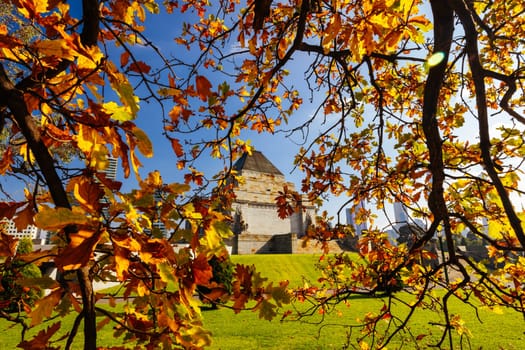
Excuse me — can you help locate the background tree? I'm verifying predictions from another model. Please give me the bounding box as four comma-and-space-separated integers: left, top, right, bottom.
0, 237, 43, 313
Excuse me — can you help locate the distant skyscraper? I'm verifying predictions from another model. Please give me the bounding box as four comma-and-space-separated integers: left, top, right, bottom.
393, 202, 409, 224
346, 201, 367, 235
152, 189, 167, 237
104, 156, 118, 180
100, 156, 118, 221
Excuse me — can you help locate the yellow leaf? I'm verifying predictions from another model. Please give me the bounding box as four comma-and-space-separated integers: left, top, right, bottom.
179, 324, 212, 348
201, 221, 232, 251
34, 0, 49, 12
132, 126, 153, 158
34, 39, 75, 61
77, 44, 104, 70
107, 62, 140, 117
114, 250, 130, 280
490, 306, 504, 315
103, 101, 134, 122
428, 52, 446, 67
144, 0, 160, 14
34, 206, 89, 231
158, 261, 177, 285
19, 144, 35, 164
144, 170, 163, 187
75, 124, 96, 154
137, 281, 149, 296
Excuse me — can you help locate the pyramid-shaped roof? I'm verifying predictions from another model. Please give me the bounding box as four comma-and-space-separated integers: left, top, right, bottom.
233, 151, 283, 176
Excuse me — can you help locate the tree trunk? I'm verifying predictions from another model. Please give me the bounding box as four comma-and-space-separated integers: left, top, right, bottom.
0, 64, 98, 350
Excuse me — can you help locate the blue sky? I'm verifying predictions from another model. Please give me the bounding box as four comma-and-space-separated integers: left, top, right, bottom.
76, 3, 404, 228
1, 1, 455, 230
110, 7, 308, 177
106, 5, 363, 224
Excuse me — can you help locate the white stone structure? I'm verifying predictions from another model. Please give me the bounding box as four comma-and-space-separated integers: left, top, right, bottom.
230, 151, 315, 254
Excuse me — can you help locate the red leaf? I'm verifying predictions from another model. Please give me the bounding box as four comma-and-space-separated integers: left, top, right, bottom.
120, 51, 130, 67
17, 322, 61, 349
196, 75, 212, 101
128, 61, 151, 74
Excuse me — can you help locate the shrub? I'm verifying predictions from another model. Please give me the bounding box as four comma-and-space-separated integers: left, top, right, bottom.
0, 238, 43, 313
197, 254, 234, 308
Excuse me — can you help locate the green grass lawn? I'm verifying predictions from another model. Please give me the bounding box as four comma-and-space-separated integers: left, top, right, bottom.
1, 254, 524, 349
207, 254, 525, 349
203, 291, 524, 349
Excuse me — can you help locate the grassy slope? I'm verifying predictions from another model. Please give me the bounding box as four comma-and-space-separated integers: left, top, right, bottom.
230, 253, 324, 288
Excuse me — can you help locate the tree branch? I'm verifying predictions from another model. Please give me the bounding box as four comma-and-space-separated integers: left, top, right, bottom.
420, 0, 455, 254
451, 0, 525, 248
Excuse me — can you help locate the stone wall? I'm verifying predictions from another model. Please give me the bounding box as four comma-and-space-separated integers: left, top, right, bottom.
234, 170, 292, 204
234, 202, 291, 236
231, 233, 297, 254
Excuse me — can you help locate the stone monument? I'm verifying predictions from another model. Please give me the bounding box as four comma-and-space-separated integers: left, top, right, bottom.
228, 151, 315, 254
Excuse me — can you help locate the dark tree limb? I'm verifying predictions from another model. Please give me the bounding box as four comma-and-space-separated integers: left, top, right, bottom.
420, 3, 455, 346
451, 0, 525, 248
420, 0, 454, 251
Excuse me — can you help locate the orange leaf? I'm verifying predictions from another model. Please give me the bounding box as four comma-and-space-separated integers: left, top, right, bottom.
0, 201, 26, 219
132, 126, 153, 158
278, 37, 288, 60
0, 146, 13, 174
44, 123, 72, 141
120, 51, 130, 67
0, 231, 18, 257
416, 334, 428, 341
196, 75, 212, 102
13, 205, 35, 231
171, 138, 184, 157
17, 322, 61, 349
67, 176, 104, 213
0, 25, 22, 48
168, 105, 193, 124
114, 246, 131, 280
29, 290, 62, 326
193, 253, 213, 285
54, 229, 101, 270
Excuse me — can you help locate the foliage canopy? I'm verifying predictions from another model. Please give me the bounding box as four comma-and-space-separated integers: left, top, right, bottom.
0, 0, 524, 349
